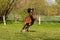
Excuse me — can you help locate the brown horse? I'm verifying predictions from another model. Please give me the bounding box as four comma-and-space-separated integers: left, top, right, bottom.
21, 8, 35, 32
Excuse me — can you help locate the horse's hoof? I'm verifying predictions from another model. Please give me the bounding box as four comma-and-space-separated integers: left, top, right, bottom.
23, 30, 26, 32
21, 30, 26, 32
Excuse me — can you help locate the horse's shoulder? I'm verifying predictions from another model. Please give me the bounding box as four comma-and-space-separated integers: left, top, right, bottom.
24, 16, 30, 20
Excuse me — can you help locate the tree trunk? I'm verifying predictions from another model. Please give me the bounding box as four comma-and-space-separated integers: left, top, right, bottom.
3, 15, 6, 25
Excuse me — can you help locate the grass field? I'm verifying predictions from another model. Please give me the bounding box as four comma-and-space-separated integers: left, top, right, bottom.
0, 22, 60, 40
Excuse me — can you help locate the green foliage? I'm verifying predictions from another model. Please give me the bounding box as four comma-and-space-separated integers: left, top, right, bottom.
0, 0, 8, 9
20, 10, 29, 19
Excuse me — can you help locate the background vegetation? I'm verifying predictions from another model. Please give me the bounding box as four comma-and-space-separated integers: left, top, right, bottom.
0, 0, 60, 21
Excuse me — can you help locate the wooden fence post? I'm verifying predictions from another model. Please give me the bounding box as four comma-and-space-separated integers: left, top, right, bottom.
39, 16, 41, 25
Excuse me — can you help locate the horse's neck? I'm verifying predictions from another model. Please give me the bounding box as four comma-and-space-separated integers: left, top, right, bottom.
29, 15, 33, 17
29, 12, 33, 15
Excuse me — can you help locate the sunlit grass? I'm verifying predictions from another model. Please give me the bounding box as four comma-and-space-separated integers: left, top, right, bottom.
0, 22, 60, 40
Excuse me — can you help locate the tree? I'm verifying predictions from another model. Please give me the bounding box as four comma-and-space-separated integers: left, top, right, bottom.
57, 0, 60, 16
0, 0, 14, 25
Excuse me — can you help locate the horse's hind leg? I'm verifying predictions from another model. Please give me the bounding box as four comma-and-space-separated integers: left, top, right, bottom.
26, 25, 30, 32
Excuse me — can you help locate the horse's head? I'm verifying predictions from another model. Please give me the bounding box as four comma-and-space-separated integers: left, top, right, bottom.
27, 8, 34, 15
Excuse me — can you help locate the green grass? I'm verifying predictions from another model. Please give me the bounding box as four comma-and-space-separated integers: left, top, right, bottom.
0, 22, 60, 40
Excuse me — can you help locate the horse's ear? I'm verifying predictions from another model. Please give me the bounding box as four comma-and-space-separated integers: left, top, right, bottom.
27, 8, 34, 13
32, 8, 34, 11
27, 8, 31, 13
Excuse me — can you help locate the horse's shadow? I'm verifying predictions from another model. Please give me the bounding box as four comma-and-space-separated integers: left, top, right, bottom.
29, 30, 36, 32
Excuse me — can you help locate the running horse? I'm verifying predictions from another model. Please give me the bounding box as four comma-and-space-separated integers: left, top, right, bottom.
21, 8, 35, 32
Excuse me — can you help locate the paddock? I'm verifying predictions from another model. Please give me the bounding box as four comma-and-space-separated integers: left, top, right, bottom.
0, 21, 60, 40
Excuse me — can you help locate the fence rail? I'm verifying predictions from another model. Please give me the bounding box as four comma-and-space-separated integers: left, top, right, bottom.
41, 16, 60, 22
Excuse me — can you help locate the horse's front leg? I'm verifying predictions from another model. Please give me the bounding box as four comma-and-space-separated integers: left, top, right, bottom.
21, 24, 26, 32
